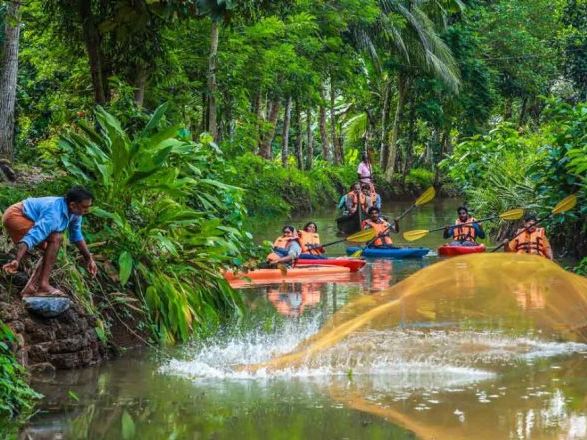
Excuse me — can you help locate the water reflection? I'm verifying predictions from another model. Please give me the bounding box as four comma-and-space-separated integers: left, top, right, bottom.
267, 283, 322, 317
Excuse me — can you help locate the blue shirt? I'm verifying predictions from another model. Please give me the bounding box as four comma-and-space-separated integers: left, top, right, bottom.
21, 197, 84, 249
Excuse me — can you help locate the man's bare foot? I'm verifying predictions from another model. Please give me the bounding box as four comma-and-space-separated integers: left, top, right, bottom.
33, 285, 67, 298
20, 284, 38, 298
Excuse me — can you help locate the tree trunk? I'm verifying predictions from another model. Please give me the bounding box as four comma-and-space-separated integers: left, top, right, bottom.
518, 96, 528, 127
319, 86, 330, 161
78, 0, 106, 104
207, 21, 219, 141
503, 97, 513, 120
330, 83, 342, 165
380, 78, 391, 169
401, 96, 417, 182
133, 64, 147, 107
433, 128, 442, 187
201, 91, 208, 133
384, 73, 409, 181
259, 99, 280, 159
294, 101, 303, 170
306, 108, 314, 170
0, 0, 21, 161
252, 89, 261, 145
281, 96, 292, 167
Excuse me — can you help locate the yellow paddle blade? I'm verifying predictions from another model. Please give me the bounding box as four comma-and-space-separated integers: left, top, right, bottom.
552, 194, 577, 214
346, 228, 376, 243
499, 208, 525, 221
402, 229, 430, 242
415, 187, 436, 206
350, 248, 364, 257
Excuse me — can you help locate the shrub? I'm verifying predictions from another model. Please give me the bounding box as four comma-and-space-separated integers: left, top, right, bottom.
0, 322, 41, 427
57, 105, 260, 343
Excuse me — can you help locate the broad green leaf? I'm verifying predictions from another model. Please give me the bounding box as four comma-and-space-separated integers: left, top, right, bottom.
121, 410, 136, 440
118, 251, 133, 287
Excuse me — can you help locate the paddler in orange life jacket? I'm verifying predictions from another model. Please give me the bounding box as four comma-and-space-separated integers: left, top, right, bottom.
362, 183, 382, 210
443, 206, 485, 246
504, 213, 553, 260
362, 207, 399, 247
345, 182, 367, 216
266, 225, 302, 266
298, 222, 326, 259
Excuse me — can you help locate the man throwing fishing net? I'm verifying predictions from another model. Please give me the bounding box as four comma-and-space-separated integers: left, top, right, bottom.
2, 187, 97, 297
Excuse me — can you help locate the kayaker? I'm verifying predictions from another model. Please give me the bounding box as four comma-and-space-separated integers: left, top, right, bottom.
345, 182, 367, 216
2, 186, 98, 297
267, 225, 302, 266
362, 207, 399, 247
299, 222, 326, 259
504, 214, 553, 260
443, 206, 485, 246
363, 183, 382, 210
357, 152, 372, 184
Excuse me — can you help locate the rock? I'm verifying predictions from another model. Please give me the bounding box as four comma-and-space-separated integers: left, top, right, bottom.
8, 320, 24, 333
0, 301, 20, 321
29, 362, 56, 375
24, 296, 71, 318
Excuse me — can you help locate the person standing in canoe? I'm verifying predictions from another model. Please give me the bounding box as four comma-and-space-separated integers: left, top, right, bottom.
357, 152, 373, 185
362, 207, 399, 247
2, 187, 98, 297
267, 225, 302, 266
504, 214, 553, 260
443, 206, 485, 246
298, 222, 326, 259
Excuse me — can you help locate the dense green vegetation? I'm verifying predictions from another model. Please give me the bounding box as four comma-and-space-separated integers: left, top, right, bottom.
0, 0, 586, 422
0, 321, 41, 432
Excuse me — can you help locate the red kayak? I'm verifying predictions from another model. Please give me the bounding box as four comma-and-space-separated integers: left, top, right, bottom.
296, 258, 366, 272
438, 243, 486, 257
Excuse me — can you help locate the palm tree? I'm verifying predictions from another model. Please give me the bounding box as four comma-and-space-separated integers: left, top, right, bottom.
352, 0, 462, 180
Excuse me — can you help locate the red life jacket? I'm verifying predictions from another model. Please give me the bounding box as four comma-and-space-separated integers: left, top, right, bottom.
453, 217, 478, 242
362, 218, 393, 246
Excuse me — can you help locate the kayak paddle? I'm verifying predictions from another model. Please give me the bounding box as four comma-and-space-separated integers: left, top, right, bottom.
402, 208, 525, 242
304, 228, 377, 252
350, 187, 437, 257
491, 194, 577, 253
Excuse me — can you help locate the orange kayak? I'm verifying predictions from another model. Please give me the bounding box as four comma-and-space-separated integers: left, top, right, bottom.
224, 265, 352, 287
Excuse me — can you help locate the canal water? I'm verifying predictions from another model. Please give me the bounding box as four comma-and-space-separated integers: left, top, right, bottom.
20, 200, 587, 439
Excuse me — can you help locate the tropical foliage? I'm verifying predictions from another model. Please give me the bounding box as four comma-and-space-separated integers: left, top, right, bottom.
443, 100, 587, 256
57, 106, 260, 344
0, 321, 41, 427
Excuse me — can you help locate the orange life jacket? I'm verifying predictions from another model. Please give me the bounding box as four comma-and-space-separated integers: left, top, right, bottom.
273, 235, 300, 249
511, 227, 549, 257
268, 235, 301, 263
453, 217, 478, 242
365, 191, 377, 208
347, 191, 367, 212
299, 231, 323, 255
362, 218, 393, 246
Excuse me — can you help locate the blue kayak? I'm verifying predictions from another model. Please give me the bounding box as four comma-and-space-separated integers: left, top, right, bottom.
346, 246, 430, 259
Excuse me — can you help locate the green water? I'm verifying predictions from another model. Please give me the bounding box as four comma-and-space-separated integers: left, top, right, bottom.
18, 200, 587, 439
